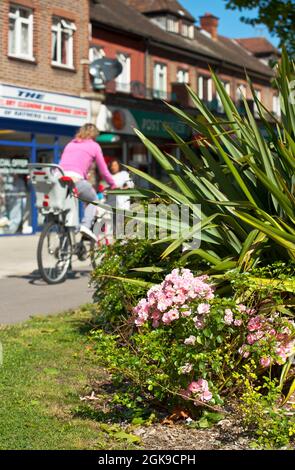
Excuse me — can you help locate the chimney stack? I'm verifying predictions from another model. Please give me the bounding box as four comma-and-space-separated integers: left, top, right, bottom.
200, 13, 219, 40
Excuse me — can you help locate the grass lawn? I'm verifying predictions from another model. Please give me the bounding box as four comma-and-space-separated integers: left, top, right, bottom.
0, 306, 136, 450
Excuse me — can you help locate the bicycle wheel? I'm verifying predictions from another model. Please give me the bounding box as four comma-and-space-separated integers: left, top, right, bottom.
37, 220, 72, 284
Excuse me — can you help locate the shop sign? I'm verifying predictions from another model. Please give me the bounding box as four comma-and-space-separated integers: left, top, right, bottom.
0, 157, 29, 175
97, 105, 190, 139
0, 84, 90, 127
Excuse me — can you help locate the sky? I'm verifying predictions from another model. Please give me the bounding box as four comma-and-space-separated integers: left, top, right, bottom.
181, 0, 280, 47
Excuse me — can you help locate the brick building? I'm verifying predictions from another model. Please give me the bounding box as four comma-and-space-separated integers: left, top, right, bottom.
0, 0, 279, 235
0, 0, 91, 234
89, 0, 277, 179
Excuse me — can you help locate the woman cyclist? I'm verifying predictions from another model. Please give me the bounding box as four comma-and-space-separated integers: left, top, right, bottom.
59, 123, 115, 241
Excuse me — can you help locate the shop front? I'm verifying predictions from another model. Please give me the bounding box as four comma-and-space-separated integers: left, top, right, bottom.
0, 83, 90, 235
96, 104, 191, 186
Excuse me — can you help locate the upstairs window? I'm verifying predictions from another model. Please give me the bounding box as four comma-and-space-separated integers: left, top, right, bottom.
116, 53, 131, 93
217, 81, 231, 112
254, 89, 262, 117
8, 5, 34, 60
272, 94, 281, 118
89, 46, 105, 62
181, 22, 194, 39
236, 84, 247, 103
154, 63, 167, 99
177, 69, 189, 84
167, 16, 179, 33
198, 76, 213, 102
51, 17, 76, 68
150, 16, 166, 30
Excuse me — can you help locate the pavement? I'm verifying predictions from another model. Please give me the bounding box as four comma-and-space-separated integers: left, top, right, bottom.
0, 235, 93, 324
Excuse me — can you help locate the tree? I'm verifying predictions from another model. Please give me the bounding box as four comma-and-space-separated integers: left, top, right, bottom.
224, 0, 295, 55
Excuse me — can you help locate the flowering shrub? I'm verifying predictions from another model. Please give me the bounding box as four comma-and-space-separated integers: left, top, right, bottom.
131, 269, 295, 407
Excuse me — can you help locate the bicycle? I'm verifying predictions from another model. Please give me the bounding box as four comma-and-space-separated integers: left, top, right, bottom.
29, 163, 109, 284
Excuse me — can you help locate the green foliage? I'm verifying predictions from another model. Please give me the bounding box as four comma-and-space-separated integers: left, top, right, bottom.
224, 0, 294, 56
90, 239, 183, 327
123, 51, 295, 273
235, 365, 295, 449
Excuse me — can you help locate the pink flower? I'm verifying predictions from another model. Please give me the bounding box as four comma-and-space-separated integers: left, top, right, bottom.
188, 379, 209, 394
234, 319, 242, 327
195, 319, 205, 330
246, 308, 256, 316
246, 333, 257, 345
247, 316, 263, 332
197, 303, 211, 315
260, 357, 271, 368
181, 309, 192, 317
200, 390, 213, 402
184, 335, 196, 346
238, 345, 250, 358
237, 304, 247, 312
224, 308, 234, 325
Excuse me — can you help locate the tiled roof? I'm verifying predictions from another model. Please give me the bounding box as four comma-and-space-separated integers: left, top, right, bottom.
236, 37, 280, 56
90, 0, 273, 79
126, 0, 195, 21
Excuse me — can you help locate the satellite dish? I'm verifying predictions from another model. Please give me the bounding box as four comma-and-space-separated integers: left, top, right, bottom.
89, 58, 123, 89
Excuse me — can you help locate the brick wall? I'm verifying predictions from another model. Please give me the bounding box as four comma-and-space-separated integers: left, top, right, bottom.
90, 26, 146, 89
0, 0, 89, 96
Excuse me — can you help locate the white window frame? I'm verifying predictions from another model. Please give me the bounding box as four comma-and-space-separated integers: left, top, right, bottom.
51, 17, 76, 68
188, 24, 194, 39
89, 46, 105, 62
272, 94, 281, 118
8, 5, 34, 60
198, 76, 204, 100
217, 81, 231, 112
237, 84, 247, 102
182, 22, 189, 37
153, 63, 167, 99
116, 52, 131, 93
177, 69, 189, 84
167, 16, 179, 33
207, 78, 213, 102
254, 89, 262, 117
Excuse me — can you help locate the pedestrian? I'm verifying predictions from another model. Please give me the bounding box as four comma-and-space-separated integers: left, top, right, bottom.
107, 159, 134, 211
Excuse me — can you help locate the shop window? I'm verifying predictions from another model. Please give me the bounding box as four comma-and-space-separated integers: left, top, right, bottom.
0, 156, 31, 235
116, 53, 131, 93
8, 4, 34, 60
177, 69, 189, 84
153, 63, 167, 99
51, 17, 76, 68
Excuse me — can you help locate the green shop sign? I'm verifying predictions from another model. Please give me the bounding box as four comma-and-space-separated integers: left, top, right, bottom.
104, 106, 191, 140
130, 110, 190, 139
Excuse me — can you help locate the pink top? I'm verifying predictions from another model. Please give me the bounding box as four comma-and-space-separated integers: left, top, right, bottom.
59, 139, 115, 187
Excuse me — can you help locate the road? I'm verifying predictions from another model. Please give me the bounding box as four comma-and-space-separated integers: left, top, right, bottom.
0, 235, 93, 324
